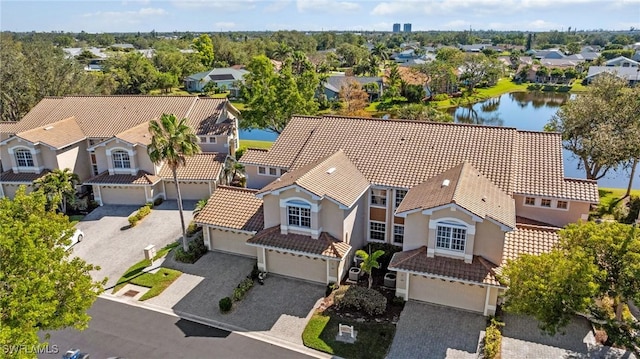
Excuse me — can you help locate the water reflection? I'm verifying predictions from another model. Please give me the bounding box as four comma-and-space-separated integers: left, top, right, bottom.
509, 91, 569, 109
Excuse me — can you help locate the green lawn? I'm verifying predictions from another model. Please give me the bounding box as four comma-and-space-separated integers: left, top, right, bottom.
112, 241, 180, 296
597, 187, 640, 218
148, 88, 192, 96
239, 139, 273, 149
302, 312, 396, 359
68, 215, 85, 225
230, 101, 246, 110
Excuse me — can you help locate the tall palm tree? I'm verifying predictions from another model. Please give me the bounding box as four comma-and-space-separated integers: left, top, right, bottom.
148, 113, 201, 251
34, 168, 79, 214
371, 43, 389, 61
355, 249, 385, 289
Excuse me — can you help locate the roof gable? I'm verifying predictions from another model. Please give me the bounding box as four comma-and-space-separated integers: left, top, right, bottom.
195, 186, 264, 232
13, 117, 85, 149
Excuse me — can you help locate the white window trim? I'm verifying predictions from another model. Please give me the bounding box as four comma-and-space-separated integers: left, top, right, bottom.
8, 146, 41, 172
258, 166, 266, 174
435, 222, 467, 253
209, 136, 217, 143
14, 148, 35, 168
370, 188, 387, 208
279, 197, 320, 237
540, 199, 552, 208
429, 218, 472, 259
258, 166, 280, 177
523, 197, 536, 206
523, 196, 570, 211
393, 224, 404, 245
268, 167, 278, 176
394, 189, 408, 209
555, 200, 570, 211
112, 150, 132, 169
368, 220, 386, 242
286, 202, 312, 229
199, 136, 207, 143
106, 147, 137, 175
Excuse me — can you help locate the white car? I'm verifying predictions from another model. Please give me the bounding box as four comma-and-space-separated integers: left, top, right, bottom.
63, 228, 84, 251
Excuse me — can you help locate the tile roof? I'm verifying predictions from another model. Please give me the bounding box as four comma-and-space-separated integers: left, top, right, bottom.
158, 152, 226, 180
84, 171, 160, 185
257, 150, 370, 208
388, 246, 501, 286
396, 161, 516, 228
247, 226, 352, 259
324, 75, 383, 93
8, 96, 229, 138
502, 224, 559, 265
115, 121, 152, 146
14, 117, 85, 149
195, 186, 264, 232
185, 98, 233, 136
239, 148, 269, 165
0, 170, 50, 183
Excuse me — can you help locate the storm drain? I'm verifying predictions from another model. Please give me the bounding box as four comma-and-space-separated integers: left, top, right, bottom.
123, 290, 139, 297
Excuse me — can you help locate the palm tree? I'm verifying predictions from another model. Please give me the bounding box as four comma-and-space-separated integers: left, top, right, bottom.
355, 249, 385, 289
148, 113, 201, 252
371, 43, 389, 61
193, 198, 208, 217
34, 168, 79, 214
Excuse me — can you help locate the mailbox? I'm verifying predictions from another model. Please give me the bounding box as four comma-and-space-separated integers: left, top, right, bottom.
144, 244, 156, 261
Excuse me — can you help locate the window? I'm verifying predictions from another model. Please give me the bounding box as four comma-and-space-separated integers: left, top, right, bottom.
15, 149, 34, 167
287, 202, 311, 228
557, 201, 568, 209
395, 189, 408, 208
541, 199, 551, 207
209, 137, 217, 143
269, 167, 277, 176
199, 136, 207, 143
436, 222, 466, 252
525, 197, 536, 206
370, 221, 386, 241
112, 150, 131, 169
370, 189, 387, 207
280, 169, 288, 175
393, 225, 404, 244
258, 166, 266, 174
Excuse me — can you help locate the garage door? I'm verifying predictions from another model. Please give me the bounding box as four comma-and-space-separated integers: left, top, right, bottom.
100, 186, 146, 205
266, 250, 327, 283
209, 228, 256, 257
165, 181, 210, 201
408, 275, 486, 313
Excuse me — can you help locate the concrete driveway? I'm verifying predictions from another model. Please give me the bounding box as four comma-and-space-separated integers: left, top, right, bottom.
71, 200, 195, 288
387, 301, 486, 359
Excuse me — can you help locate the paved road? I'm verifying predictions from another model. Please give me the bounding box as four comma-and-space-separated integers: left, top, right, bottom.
39, 298, 316, 359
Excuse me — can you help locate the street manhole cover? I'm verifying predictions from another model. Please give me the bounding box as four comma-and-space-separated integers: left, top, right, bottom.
123, 290, 139, 297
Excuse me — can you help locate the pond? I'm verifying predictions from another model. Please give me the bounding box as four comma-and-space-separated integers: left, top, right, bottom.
238, 92, 638, 189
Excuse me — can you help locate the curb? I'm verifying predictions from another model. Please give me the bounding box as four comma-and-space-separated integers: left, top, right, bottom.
99, 293, 333, 359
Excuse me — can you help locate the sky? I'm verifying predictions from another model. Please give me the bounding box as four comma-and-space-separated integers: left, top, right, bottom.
1, 0, 639, 33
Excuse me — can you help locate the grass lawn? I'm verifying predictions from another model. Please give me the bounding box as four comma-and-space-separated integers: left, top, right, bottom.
597, 187, 640, 218
68, 214, 85, 225
302, 311, 396, 359
230, 101, 246, 110
148, 88, 192, 96
239, 139, 273, 149
112, 241, 180, 297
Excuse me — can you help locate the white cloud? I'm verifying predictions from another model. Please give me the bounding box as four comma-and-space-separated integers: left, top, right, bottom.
264, 0, 291, 12
442, 19, 472, 29
214, 21, 236, 29
122, 0, 151, 5
82, 7, 168, 23
487, 19, 562, 30
171, 0, 257, 11
296, 0, 360, 13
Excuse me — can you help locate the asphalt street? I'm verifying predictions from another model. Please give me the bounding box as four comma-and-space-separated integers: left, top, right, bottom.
38, 298, 315, 359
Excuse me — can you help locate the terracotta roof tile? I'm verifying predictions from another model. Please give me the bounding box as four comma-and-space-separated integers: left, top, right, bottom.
247, 226, 352, 259
258, 150, 370, 208
15, 117, 85, 149
396, 162, 516, 228
239, 148, 269, 165
502, 224, 559, 265
158, 152, 225, 180
115, 121, 152, 146
195, 186, 264, 232
186, 98, 233, 136
389, 246, 501, 286
0, 170, 50, 183
84, 170, 160, 185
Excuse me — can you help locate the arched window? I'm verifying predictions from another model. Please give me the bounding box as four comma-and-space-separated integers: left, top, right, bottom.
286, 200, 311, 228
435, 220, 467, 252
112, 150, 131, 169
15, 149, 34, 167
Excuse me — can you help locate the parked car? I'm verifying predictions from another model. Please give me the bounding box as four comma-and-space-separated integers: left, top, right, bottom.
62, 228, 84, 251
62, 349, 90, 359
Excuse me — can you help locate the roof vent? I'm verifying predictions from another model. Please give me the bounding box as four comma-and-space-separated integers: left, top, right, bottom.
482, 195, 487, 202
326, 167, 336, 174
44, 126, 54, 131
442, 179, 450, 187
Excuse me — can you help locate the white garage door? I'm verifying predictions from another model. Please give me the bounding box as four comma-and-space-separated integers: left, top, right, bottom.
100, 186, 146, 205
266, 250, 327, 283
409, 274, 486, 313
165, 181, 210, 201
209, 228, 256, 257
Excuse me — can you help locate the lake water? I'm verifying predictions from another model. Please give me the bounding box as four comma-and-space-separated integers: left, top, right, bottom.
238, 92, 638, 189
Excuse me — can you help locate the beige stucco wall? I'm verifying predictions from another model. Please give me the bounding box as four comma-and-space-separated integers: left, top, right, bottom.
100, 186, 147, 205
403, 211, 430, 251
1, 183, 34, 198
263, 194, 280, 228
39, 145, 59, 171
408, 274, 487, 313
244, 164, 278, 189
0, 143, 10, 172
472, 221, 506, 265
92, 146, 109, 174
199, 135, 228, 154
320, 198, 344, 239
135, 146, 156, 174
514, 194, 590, 227
344, 195, 366, 249
56, 142, 91, 181
265, 249, 327, 283
208, 227, 256, 257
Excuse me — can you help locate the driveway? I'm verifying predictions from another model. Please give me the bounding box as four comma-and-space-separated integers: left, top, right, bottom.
71, 200, 196, 288
153, 251, 325, 344
387, 301, 486, 359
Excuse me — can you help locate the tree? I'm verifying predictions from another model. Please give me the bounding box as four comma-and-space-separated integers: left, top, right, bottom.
156, 72, 179, 94
547, 74, 640, 181
33, 168, 79, 214
191, 34, 215, 68
502, 221, 640, 354
435, 47, 464, 66
355, 249, 385, 289
0, 187, 104, 357
147, 114, 201, 252
459, 53, 489, 92
104, 52, 158, 94
371, 43, 389, 61
240, 55, 319, 134
393, 104, 453, 122
336, 43, 368, 67
338, 79, 369, 116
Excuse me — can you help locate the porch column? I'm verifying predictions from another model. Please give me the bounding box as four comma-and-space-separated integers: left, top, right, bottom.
483, 286, 497, 316
257, 247, 267, 272
203, 227, 211, 251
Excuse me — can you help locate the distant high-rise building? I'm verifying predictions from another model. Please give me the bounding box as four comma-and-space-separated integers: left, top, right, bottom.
393, 23, 401, 33
403, 23, 412, 32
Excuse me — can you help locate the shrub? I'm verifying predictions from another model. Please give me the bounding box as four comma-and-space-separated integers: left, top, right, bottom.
483, 317, 504, 359
365, 243, 402, 271
235, 147, 246, 160
145, 202, 154, 209
153, 197, 163, 206
325, 282, 339, 297
336, 286, 387, 316
173, 235, 207, 263
392, 296, 405, 306
128, 216, 139, 227
219, 297, 232, 313
137, 205, 151, 218
250, 263, 260, 280
186, 221, 199, 236
233, 277, 254, 302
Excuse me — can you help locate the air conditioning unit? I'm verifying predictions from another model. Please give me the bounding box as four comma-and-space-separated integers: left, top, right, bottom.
384, 272, 397, 288
349, 267, 361, 281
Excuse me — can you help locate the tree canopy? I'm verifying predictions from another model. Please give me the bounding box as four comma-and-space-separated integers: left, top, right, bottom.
0, 188, 104, 357
191, 34, 215, 68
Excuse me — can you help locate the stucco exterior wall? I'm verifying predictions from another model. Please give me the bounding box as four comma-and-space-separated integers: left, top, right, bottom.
320, 198, 344, 239
1, 183, 34, 198
199, 136, 229, 153
244, 164, 278, 189
344, 195, 366, 249
208, 227, 256, 257
403, 211, 430, 251
263, 194, 280, 229
164, 181, 211, 201
473, 221, 506, 265
39, 145, 59, 170
56, 142, 91, 181
135, 147, 156, 174
514, 194, 590, 227
93, 146, 109, 174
